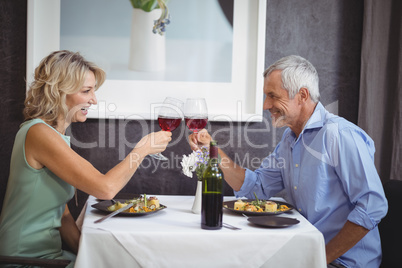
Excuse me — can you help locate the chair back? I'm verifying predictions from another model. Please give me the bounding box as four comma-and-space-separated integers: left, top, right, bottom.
379, 180, 402, 267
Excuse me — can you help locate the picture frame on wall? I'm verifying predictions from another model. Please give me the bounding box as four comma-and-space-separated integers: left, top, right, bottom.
26, 0, 266, 122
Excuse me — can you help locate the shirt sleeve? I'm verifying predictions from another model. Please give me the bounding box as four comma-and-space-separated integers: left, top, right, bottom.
234, 151, 285, 199
334, 126, 388, 230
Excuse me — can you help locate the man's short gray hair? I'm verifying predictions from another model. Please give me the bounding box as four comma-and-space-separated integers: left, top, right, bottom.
264, 55, 320, 103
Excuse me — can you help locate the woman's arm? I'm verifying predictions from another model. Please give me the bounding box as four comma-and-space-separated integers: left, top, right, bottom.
59, 205, 81, 254
25, 123, 172, 199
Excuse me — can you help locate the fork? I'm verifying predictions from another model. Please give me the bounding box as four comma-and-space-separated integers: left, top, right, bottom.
222, 222, 242, 230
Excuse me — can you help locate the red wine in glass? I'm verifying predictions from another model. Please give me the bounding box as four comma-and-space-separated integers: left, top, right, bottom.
185, 117, 208, 133
150, 97, 184, 161
184, 98, 208, 133
158, 116, 182, 132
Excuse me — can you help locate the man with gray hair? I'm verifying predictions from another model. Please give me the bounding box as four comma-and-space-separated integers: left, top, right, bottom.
189, 55, 388, 267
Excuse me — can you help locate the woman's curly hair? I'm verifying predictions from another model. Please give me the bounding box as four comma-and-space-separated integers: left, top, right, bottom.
24, 50, 106, 128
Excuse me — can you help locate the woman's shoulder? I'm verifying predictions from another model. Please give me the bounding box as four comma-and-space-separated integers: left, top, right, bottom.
20, 118, 49, 132
27, 122, 60, 141
23, 119, 60, 136
15, 119, 48, 140
25, 119, 71, 147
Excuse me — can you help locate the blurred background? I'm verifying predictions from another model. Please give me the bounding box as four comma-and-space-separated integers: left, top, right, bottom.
0, 0, 370, 219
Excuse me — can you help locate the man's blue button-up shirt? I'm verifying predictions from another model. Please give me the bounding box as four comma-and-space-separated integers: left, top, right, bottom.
236, 102, 388, 268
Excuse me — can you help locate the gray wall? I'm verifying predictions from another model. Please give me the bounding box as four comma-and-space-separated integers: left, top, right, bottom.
0, 0, 363, 218
0, 0, 27, 212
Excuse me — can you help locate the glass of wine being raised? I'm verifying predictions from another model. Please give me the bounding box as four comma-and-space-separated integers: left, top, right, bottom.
184, 98, 208, 134
151, 97, 184, 161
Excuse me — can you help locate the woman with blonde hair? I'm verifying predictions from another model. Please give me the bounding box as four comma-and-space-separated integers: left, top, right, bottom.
0, 50, 172, 266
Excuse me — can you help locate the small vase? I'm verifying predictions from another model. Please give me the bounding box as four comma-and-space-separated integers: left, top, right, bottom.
191, 180, 202, 214
129, 8, 166, 72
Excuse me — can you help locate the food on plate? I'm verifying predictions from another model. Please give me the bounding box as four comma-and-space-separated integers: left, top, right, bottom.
234, 200, 245, 210
231, 198, 290, 213
244, 204, 257, 212
148, 196, 160, 209
107, 201, 128, 212
107, 194, 161, 213
265, 201, 278, 212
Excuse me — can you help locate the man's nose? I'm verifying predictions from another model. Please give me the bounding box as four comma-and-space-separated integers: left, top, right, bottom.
263, 97, 272, 110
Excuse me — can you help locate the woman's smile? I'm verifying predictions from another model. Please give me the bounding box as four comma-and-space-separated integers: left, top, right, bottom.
65, 71, 97, 123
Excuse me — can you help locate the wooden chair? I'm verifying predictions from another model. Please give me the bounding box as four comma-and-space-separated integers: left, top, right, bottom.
379, 180, 402, 268
0, 255, 71, 267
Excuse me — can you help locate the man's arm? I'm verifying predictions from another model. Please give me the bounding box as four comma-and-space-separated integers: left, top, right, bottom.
188, 130, 246, 191
327, 128, 387, 264
325, 220, 369, 264
217, 148, 245, 191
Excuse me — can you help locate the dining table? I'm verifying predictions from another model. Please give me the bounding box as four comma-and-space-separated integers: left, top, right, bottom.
75, 195, 326, 268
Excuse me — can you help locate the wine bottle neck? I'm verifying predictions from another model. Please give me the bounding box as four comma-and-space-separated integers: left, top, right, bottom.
209, 158, 219, 165
210, 144, 218, 159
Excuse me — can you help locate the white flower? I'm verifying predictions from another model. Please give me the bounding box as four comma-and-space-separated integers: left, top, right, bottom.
181, 151, 198, 178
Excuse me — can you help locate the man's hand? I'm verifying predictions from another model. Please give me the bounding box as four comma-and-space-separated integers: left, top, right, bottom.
188, 129, 212, 151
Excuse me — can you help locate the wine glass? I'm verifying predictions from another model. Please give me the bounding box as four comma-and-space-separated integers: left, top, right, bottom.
150, 97, 184, 161
184, 98, 208, 133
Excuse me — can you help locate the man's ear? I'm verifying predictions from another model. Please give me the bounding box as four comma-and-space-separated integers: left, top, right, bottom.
298, 87, 310, 103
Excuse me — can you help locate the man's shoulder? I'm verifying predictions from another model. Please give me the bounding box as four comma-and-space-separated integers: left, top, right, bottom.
323, 113, 360, 132
322, 114, 373, 144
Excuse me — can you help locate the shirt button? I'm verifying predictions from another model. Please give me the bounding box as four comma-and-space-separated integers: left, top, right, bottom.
294, 186, 297, 190
299, 208, 302, 212
295, 164, 299, 167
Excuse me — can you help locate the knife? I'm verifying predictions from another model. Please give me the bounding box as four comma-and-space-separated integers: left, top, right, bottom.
94, 202, 135, 223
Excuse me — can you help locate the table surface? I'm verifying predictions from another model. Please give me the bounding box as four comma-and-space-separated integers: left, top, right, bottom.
75, 195, 326, 268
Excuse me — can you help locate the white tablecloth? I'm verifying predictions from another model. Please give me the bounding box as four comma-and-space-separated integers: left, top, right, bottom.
75, 195, 326, 268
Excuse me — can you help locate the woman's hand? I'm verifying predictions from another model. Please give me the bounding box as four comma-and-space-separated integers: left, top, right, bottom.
188, 129, 212, 151
135, 131, 172, 155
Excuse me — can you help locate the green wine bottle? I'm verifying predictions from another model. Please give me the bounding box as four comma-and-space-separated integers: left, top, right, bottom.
201, 140, 224, 230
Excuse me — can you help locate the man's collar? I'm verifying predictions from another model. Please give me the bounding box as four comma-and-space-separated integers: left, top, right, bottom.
286, 102, 325, 141
303, 102, 326, 130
